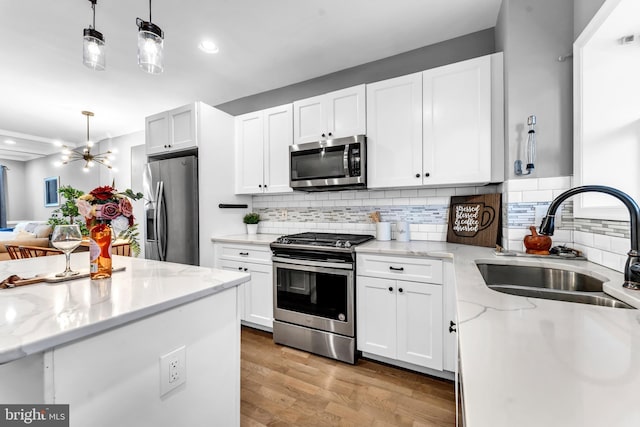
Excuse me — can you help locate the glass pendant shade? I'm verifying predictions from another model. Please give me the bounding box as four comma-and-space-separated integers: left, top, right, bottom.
137, 20, 164, 74
83, 28, 106, 71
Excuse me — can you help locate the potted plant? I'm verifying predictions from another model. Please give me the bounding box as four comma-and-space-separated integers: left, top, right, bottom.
243, 212, 260, 235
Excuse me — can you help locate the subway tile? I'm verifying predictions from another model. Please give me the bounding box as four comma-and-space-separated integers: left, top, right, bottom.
328, 192, 343, 200
340, 191, 356, 199
384, 190, 403, 198
409, 198, 428, 206
507, 192, 523, 203
426, 197, 449, 206
521, 190, 553, 203
610, 236, 631, 255
574, 231, 594, 247
417, 188, 437, 197
593, 234, 611, 251
314, 193, 329, 201
506, 178, 539, 191
436, 187, 456, 197
455, 187, 477, 196
538, 176, 571, 191
392, 198, 411, 206
601, 251, 625, 273
355, 192, 371, 199
400, 189, 418, 198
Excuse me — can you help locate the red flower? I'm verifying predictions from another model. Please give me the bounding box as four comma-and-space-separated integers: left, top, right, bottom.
90, 185, 116, 201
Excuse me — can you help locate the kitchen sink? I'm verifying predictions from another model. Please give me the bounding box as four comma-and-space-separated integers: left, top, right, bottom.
476, 262, 634, 309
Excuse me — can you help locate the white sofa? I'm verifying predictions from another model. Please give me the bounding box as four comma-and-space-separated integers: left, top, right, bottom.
0, 221, 53, 261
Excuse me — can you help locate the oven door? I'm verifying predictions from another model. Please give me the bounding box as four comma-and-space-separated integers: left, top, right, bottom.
273, 257, 354, 337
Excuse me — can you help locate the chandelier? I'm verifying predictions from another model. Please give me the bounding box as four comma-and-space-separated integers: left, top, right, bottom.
60, 111, 115, 172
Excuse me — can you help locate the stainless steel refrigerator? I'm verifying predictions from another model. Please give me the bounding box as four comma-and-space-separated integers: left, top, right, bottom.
143, 155, 199, 265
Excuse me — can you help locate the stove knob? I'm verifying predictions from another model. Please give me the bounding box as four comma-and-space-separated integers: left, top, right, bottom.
344, 241, 352, 248
335, 240, 344, 248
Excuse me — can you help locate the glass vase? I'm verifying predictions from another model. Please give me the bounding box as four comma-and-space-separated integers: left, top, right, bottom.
90, 221, 112, 279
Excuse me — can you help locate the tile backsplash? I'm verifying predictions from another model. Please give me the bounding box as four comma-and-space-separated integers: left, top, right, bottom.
252, 176, 633, 273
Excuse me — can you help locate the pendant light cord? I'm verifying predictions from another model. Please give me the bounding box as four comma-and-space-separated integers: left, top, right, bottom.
149, 0, 152, 22
91, 0, 96, 30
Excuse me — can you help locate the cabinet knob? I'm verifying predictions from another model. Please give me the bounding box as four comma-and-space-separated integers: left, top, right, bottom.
244, 268, 248, 272
237, 267, 242, 271
328, 132, 332, 137
415, 173, 420, 178
258, 184, 262, 188
398, 287, 404, 293
321, 133, 326, 138
425, 172, 430, 177
388, 286, 393, 292
264, 184, 267, 188
449, 320, 457, 333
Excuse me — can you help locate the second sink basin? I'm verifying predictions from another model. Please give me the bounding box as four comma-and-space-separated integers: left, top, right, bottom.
476, 262, 634, 309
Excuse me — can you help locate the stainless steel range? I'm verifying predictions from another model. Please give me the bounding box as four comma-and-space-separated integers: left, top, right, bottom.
271, 232, 374, 364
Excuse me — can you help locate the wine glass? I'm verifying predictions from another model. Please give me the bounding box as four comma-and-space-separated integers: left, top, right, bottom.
51, 225, 82, 277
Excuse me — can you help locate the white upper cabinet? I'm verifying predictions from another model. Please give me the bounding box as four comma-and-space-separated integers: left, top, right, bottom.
367, 73, 423, 188
235, 104, 293, 195
367, 53, 504, 189
423, 55, 492, 186
293, 84, 366, 144
146, 103, 198, 156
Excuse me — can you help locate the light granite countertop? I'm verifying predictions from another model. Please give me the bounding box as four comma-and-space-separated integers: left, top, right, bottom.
211, 233, 281, 246
357, 240, 640, 427
0, 253, 250, 365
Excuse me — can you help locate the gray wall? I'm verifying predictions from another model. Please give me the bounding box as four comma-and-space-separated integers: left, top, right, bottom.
496, 0, 574, 180
216, 29, 496, 116
574, 0, 606, 40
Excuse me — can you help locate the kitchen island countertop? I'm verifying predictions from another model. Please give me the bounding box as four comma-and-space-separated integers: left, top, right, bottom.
356, 240, 640, 427
0, 253, 249, 364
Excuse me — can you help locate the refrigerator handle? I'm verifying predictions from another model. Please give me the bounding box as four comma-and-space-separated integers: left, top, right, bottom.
157, 180, 167, 261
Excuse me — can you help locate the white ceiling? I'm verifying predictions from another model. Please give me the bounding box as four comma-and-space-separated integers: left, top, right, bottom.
0, 0, 501, 161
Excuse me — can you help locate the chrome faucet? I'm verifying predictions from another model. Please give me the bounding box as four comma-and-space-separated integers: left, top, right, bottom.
539, 185, 640, 290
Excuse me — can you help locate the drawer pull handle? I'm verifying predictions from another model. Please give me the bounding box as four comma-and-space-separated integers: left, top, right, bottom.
239, 252, 249, 256
389, 266, 404, 271
449, 321, 457, 333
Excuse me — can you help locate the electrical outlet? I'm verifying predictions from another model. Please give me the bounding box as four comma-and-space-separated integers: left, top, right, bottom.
160, 346, 186, 396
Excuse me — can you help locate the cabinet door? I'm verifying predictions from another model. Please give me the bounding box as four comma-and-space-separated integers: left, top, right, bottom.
145, 111, 169, 155
235, 112, 265, 194
219, 260, 247, 321
366, 73, 423, 188
169, 103, 198, 152
263, 104, 293, 194
243, 263, 274, 329
356, 276, 396, 358
423, 55, 491, 185
326, 84, 366, 139
396, 280, 443, 370
293, 94, 325, 144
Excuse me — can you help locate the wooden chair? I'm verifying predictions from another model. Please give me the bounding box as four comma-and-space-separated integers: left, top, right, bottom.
19, 245, 63, 258
112, 242, 132, 257
4, 244, 23, 260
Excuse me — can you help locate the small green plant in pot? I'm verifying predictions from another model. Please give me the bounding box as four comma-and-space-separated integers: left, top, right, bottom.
243, 213, 260, 234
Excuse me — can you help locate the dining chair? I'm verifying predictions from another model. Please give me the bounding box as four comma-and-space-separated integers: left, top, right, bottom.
19, 245, 63, 258
112, 242, 132, 257
4, 244, 23, 260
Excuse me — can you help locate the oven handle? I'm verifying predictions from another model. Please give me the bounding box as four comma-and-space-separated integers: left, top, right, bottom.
272, 256, 353, 271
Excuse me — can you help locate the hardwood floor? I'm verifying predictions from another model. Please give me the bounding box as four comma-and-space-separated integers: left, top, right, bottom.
241, 327, 456, 427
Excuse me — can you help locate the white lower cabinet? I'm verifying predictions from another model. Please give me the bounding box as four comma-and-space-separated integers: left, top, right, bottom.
357, 253, 448, 374
215, 243, 273, 331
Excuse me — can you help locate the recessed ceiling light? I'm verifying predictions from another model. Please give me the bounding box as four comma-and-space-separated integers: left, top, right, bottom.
53, 140, 63, 147
4, 139, 16, 145
199, 40, 219, 54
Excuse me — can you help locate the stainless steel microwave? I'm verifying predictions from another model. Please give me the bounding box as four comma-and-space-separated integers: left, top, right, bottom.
290, 135, 366, 191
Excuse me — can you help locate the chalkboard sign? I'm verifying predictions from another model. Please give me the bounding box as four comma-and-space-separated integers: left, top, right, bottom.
446, 193, 501, 247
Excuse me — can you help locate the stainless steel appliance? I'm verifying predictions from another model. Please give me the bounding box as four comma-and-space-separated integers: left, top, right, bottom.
271, 232, 374, 364
143, 155, 199, 265
290, 135, 366, 191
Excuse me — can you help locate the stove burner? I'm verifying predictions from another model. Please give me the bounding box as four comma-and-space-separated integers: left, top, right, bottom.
274, 232, 374, 249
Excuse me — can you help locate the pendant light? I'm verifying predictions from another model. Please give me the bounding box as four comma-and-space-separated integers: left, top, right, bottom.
136, 0, 164, 74
60, 111, 114, 172
83, 0, 106, 71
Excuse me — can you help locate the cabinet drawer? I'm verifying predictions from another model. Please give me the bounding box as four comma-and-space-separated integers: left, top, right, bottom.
356, 254, 443, 284
218, 244, 272, 264
218, 259, 272, 274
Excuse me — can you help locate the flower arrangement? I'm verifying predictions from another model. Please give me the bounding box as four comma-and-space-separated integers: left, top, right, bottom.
76, 185, 144, 256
